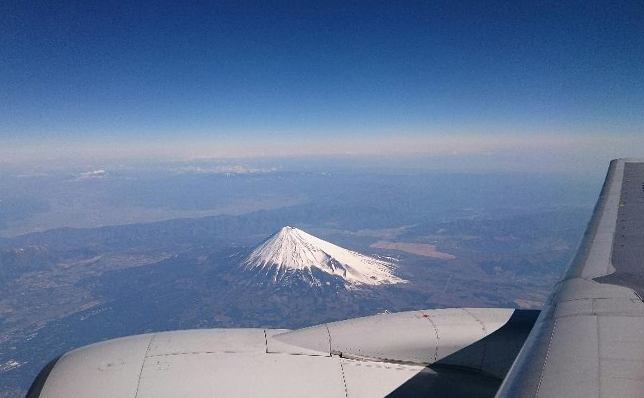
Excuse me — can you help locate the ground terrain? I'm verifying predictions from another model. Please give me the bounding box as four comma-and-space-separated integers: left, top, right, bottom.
0, 168, 597, 397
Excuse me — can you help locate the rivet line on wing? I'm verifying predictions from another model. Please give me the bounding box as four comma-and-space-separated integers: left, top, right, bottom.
134, 333, 156, 398
535, 319, 558, 398
421, 312, 440, 363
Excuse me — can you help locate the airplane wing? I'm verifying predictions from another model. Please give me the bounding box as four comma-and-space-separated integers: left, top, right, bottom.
26, 158, 643, 397
497, 158, 644, 397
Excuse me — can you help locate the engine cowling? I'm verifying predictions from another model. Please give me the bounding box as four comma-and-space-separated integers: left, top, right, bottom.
28, 308, 538, 398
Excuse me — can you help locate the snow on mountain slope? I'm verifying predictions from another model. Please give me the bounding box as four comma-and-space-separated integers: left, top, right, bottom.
243, 226, 406, 286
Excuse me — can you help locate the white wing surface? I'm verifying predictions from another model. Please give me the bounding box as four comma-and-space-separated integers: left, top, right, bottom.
497, 159, 644, 398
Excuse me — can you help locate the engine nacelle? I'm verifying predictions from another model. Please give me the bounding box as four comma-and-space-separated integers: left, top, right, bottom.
28, 308, 538, 398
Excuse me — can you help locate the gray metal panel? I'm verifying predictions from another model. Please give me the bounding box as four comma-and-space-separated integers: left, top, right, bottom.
136, 352, 348, 398
579, 160, 623, 279
266, 329, 328, 356
436, 310, 539, 379
533, 316, 599, 398
327, 310, 439, 363
595, 162, 644, 295
383, 367, 502, 398
496, 159, 644, 398
341, 359, 426, 398
38, 333, 154, 398
274, 308, 513, 365
564, 158, 623, 280
430, 309, 487, 361
271, 322, 331, 355
147, 328, 267, 356
38, 327, 510, 398
598, 316, 644, 397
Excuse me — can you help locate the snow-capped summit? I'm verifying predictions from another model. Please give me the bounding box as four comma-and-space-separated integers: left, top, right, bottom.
243, 226, 406, 286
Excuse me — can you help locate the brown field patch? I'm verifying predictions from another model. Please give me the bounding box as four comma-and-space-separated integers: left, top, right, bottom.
370, 241, 456, 260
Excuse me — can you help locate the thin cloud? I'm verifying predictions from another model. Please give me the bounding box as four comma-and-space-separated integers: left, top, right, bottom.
72, 169, 109, 181
177, 165, 277, 175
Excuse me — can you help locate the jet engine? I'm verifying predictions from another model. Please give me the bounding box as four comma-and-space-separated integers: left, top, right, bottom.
27, 308, 538, 398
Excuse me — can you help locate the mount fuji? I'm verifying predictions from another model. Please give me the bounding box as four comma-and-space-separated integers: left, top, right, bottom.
241, 226, 406, 288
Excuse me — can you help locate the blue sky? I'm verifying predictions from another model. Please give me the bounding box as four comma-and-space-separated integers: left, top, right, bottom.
1, 0, 643, 163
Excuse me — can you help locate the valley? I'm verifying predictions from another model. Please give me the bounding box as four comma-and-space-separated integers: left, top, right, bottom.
0, 204, 587, 397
